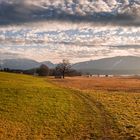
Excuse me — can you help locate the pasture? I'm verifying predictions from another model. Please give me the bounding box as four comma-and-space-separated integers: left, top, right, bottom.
52, 76, 140, 140
0, 72, 140, 139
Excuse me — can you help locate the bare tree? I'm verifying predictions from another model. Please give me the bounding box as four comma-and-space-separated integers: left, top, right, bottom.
55, 59, 71, 79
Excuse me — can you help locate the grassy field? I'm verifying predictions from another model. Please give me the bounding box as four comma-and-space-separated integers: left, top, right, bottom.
52, 76, 140, 92
0, 72, 115, 140
52, 77, 140, 140
0, 73, 140, 140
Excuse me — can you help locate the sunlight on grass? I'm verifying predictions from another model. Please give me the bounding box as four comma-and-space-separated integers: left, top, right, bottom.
86, 91, 140, 140
0, 72, 103, 139
1, 72, 140, 139
52, 76, 140, 140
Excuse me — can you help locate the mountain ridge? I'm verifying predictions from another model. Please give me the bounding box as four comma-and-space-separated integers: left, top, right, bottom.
72, 56, 140, 75
0, 56, 140, 75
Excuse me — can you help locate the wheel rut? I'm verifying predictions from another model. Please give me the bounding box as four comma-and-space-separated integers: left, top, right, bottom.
73, 90, 119, 140
49, 80, 120, 139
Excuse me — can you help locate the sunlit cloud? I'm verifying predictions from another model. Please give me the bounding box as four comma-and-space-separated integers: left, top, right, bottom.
0, 0, 140, 63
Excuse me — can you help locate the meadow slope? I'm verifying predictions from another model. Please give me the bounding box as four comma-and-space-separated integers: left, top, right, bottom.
0, 72, 117, 140
0, 72, 140, 140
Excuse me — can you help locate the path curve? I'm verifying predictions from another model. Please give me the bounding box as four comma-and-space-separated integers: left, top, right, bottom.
49, 79, 121, 139
73, 90, 120, 140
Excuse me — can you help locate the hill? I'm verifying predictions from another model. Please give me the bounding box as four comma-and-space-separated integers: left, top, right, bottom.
0, 72, 119, 139
1, 59, 55, 70
40, 61, 56, 68
1, 59, 39, 70
0, 72, 139, 139
1, 56, 140, 75
72, 56, 140, 75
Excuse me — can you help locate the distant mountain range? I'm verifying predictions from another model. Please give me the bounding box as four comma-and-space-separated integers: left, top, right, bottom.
40, 61, 56, 69
0, 59, 55, 70
0, 56, 140, 75
72, 56, 140, 75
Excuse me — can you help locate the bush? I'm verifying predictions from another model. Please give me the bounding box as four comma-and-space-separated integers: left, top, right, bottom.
37, 64, 49, 76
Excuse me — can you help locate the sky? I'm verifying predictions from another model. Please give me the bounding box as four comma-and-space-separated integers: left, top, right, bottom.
0, 0, 140, 63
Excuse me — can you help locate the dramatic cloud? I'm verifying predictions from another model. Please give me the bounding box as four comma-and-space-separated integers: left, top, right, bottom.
0, 24, 140, 45
0, 0, 140, 26
0, 0, 140, 63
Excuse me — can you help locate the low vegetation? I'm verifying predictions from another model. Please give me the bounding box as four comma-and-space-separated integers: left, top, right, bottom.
0, 72, 140, 139
52, 76, 140, 140
0, 72, 111, 139
52, 76, 140, 92
86, 91, 140, 140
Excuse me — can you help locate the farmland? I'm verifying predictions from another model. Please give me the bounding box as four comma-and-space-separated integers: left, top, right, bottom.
52, 76, 140, 140
0, 72, 140, 140
51, 76, 140, 92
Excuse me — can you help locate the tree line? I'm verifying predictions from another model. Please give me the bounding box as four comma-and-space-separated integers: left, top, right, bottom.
0, 59, 81, 78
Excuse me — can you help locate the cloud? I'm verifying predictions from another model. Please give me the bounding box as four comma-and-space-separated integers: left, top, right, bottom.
0, 0, 139, 26
0, 25, 139, 46
0, 1, 139, 62
0, 46, 24, 59
0, 43, 139, 63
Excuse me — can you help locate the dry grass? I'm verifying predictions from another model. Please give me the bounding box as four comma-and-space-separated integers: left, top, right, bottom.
86, 91, 140, 139
1, 73, 140, 139
0, 72, 111, 140
51, 76, 140, 92
51, 76, 140, 140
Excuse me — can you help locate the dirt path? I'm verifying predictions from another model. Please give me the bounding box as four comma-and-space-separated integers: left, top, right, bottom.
49, 79, 121, 139
72, 90, 120, 140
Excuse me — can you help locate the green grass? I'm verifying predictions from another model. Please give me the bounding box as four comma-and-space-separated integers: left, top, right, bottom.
0, 72, 139, 140
0, 72, 104, 140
